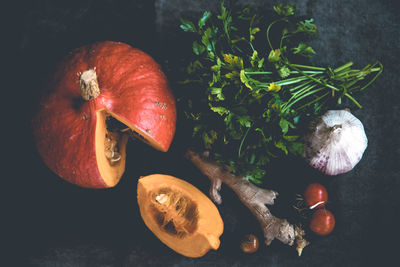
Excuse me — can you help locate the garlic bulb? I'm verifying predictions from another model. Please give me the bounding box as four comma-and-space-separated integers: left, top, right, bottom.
303, 109, 368, 175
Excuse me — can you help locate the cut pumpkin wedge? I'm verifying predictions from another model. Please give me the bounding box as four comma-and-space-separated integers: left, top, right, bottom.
137, 174, 224, 258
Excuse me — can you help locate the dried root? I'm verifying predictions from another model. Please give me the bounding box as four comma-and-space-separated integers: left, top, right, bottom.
185, 150, 309, 256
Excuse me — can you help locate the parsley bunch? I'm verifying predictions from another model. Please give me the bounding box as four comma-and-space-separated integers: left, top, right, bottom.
177, 2, 382, 184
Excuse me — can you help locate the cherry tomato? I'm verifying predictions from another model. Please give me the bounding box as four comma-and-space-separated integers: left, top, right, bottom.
304, 183, 328, 209
310, 209, 335, 236
240, 234, 259, 253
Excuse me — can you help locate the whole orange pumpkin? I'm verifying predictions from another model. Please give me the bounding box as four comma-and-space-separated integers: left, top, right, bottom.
33, 41, 176, 188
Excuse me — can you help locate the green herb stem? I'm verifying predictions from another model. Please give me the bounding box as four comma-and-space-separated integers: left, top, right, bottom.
297, 92, 330, 111
282, 83, 319, 111
344, 93, 362, 108
245, 70, 323, 75
275, 75, 319, 86
282, 87, 325, 113
289, 80, 314, 92
238, 126, 252, 158
359, 61, 383, 91
333, 62, 354, 73
288, 64, 341, 91
291, 83, 319, 98
266, 18, 286, 50
244, 71, 274, 75
288, 64, 326, 71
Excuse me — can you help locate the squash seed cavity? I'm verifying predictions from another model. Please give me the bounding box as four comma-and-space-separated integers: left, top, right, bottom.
104, 115, 126, 165
104, 114, 153, 165
104, 131, 121, 165
150, 188, 198, 238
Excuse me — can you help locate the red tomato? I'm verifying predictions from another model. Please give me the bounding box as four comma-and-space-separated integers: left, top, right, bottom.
310, 209, 335, 236
304, 183, 328, 209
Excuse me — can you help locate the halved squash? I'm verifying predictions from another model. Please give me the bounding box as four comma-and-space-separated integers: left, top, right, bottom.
33, 41, 176, 188
137, 174, 224, 258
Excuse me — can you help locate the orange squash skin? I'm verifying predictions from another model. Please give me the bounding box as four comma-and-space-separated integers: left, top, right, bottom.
33, 41, 176, 188
137, 174, 224, 258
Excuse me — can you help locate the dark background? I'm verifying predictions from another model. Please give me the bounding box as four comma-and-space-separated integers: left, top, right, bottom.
5, 0, 400, 266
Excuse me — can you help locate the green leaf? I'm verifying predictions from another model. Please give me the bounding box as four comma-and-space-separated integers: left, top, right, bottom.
273, 4, 295, 16
211, 65, 220, 73
296, 19, 317, 35
250, 50, 258, 67
248, 177, 262, 185
279, 118, 295, 134
293, 115, 300, 124
283, 134, 299, 141
224, 112, 233, 125
255, 128, 267, 140
268, 49, 281, 62
237, 115, 252, 127
225, 71, 238, 80
249, 153, 256, 164
202, 27, 213, 51
292, 43, 316, 57
210, 87, 225, 100
240, 70, 253, 89
210, 106, 230, 115
288, 141, 303, 155
180, 18, 197, 32
275, 140, 288, 155
217, 0, 227, 20
187, 60, 203, 74
232, 106, 248, 115
192, 125, 203, 136
209, 72, 221, 86
203, 130, 218, 149
251, 27, 260, 35
192, 41, 205, 55
250, 27, 260, 41
258, 58, 265, 68
247, 168, 266, 184
223, 54, 243, 69
210, 87, 222, 95
279, 118, 289, 134
253, 168, 266, 179
278, 65, 291, 78
198, 11, 212, 29
218, 1, 232, 40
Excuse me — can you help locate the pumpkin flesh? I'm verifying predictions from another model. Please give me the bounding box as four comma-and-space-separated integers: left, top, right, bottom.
137, 174, 223, 258
95, 110, 128, 187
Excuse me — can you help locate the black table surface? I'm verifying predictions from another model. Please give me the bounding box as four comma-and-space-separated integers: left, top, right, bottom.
5, 0, 400, 266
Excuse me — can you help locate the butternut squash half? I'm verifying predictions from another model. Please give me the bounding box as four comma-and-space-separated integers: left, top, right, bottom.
137, 174, 224, 258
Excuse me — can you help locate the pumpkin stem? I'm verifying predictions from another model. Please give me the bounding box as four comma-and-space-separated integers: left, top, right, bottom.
79, 68, 100, 100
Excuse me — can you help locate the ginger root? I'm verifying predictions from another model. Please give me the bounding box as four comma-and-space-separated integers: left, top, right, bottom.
185, 150, 309, 256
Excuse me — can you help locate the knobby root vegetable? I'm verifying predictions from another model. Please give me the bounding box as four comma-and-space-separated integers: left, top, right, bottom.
185, 150, 309, 256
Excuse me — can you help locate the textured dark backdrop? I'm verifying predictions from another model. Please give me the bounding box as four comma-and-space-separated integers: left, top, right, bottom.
5, 0, 400, 266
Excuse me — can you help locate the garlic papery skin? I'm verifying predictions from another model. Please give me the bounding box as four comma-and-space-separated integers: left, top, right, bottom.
303, 109, 368, 175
